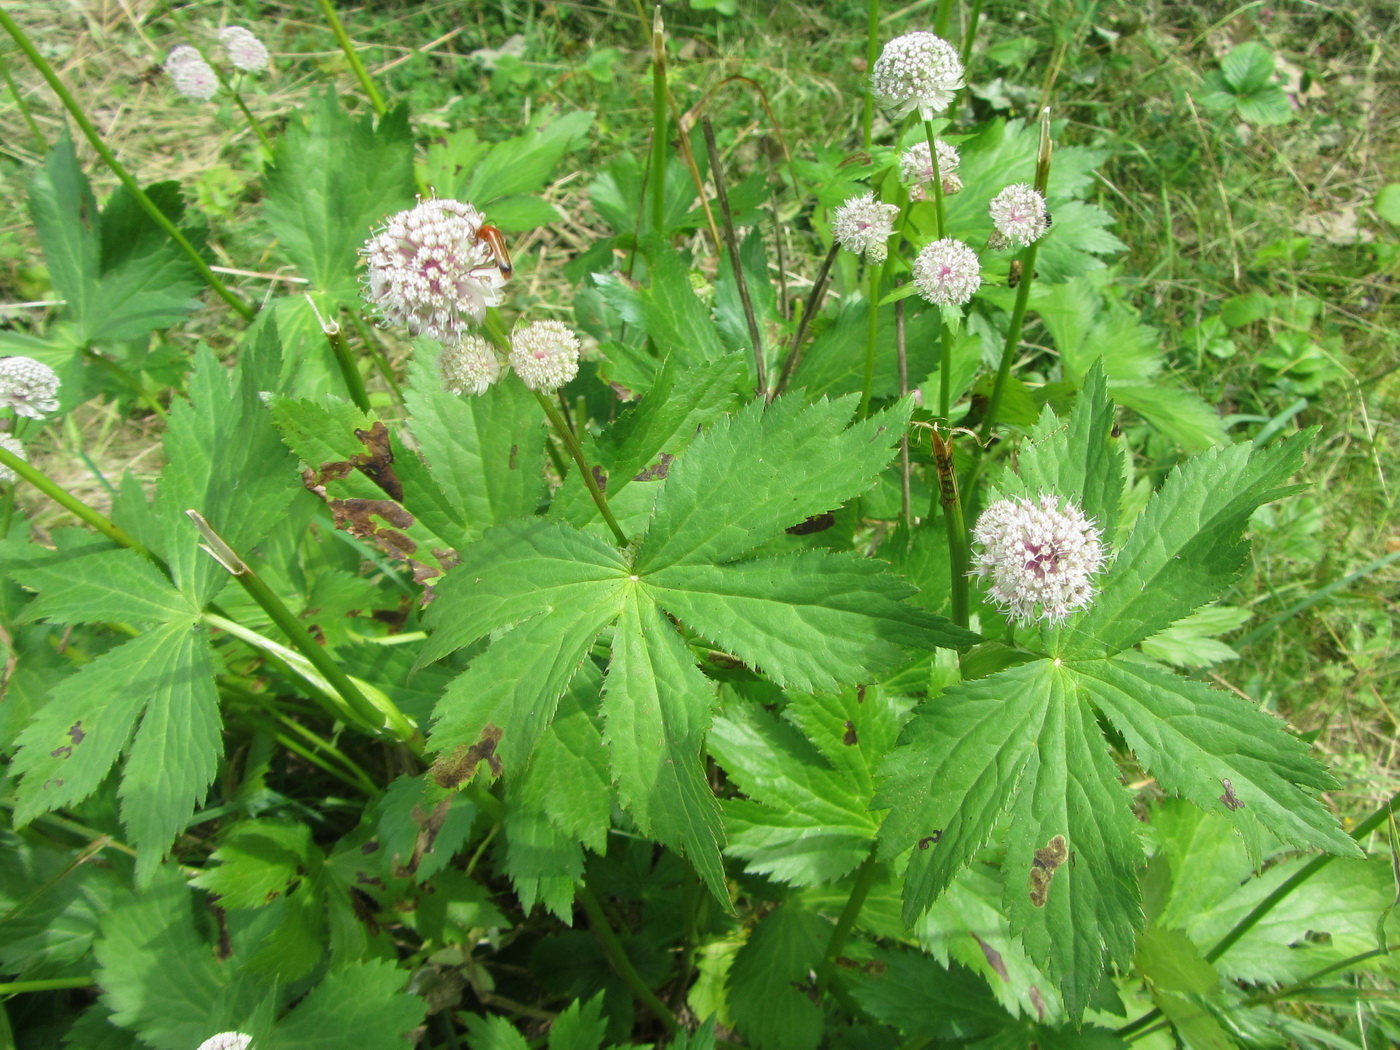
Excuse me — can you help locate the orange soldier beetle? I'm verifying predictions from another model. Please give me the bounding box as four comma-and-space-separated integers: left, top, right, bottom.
476, 223, 513, 280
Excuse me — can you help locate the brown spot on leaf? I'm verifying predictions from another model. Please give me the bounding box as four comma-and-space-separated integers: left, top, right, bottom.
632, 453, 675, 482
972, 933, 1008, 980
842, 720, 858, 746
592, 465, 608, 493
68, 722, 85, 745
508, 444, 519, 469
1029, 834, 1068, 908
392, 799, 455, 878
785, 512, 835, 535
856, 684, 866, 703
50, 746, 72, 759
429, 724, 505, 788
361, 839, 381, 855
1028, 984, 1047, 1021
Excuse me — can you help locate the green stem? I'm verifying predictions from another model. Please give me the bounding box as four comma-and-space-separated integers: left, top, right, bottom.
816, 844, 880, 994
188, 512, 418, 744
929, 430, 970, 628
961, 0, 985, 67
1117, 786, 1400, 1041
649, 6, 668, 236
323, 319, 372, 413
1, 52, 46, 153
347, 311, 405, 403
0, 444, 151, 554
934, 0, 956, 37
938, 321, 953, 420
978, 241, 1040, 445
315, 0, 386, 116
577, 881, 679, 1034
858, 261, 880, 420
861, 0, 880, 148
0, 9, 254, 321
535, 391, 628, 546
1242, 946, 1400, 1007
0, 977, 97, 995
922, 118, 948, 240
228, 86, 274, 155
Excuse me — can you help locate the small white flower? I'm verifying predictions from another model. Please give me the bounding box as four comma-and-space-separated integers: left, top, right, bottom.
0, 434, 26, 484
989, 183, 1050, 248
219, 27, 270, 73
509, 320, 580, 393
870, 32, 964, 121
900, 139, 960, 184
165, 46, 218, 101
912, 238, 981, 307
439, 335, 502, 396
0, 357, 60, 419
972, 494, 1104, 625
361, 198, 508, 345
195, 1034, 252, 1050
832, 193, 900, 264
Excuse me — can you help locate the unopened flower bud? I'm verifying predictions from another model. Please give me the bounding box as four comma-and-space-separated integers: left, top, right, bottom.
870, 32, 964, 120
219, 26, 270, 73
165, 46, 218, 101
832, 193, 899, 264
989, 183, 1050, 248
0, 356, 60, 419
972, 494, 1104, 625
912, 238, 981, 307
439, 335, 502, 396
509, 320, 580, 393
0, 434, 26, 484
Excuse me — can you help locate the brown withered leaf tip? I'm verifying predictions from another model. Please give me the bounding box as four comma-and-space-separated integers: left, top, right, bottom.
632, 453, 675, 482
1219, 777, 1245, 811
392, 799, 455, 878
972, 932, 1009, 980
841, 720, 858, 746
429, 724, 504, 788
1028, 834, 1068, 908
785, 512, 835, 535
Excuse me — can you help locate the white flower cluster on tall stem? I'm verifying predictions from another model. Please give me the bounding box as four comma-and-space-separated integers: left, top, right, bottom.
971, 494, 1104, 625
440, 335, 502, 396
900, 139, 962, 197
361, 198, 507, 345
219, 27, 270, 73
0, 434, 26, 484
509, 320, 581, 393
165, 45, 218, 101
912, 239, 981, 307
832, 193, 900, 264
870, 32, 964, 120
989, 183, 1051, 248
0, 356, 60, 419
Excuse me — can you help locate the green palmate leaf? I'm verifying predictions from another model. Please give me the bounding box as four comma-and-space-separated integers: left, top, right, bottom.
548, 993, 608, 1050
650, 553, 976, 692
875, 660, 1144, 1019
191, 820, 316, 909
637, 235, 729, 367
1222, 42, 1276, 94
462, 110, 595, 203
1032, 201, 1128, 283
1066, 430, 1310, 658
635, 396, 913, 570
726, 902, 827, 1050
851, 950, 1006, 1042
1134, 925, 1235, 1050
14, 546, 198, 626
27, 134, 100, 320
1110, 383, 1231, 454
502, 795, 587, 920
264, 959, 426, 1050
403, 348, 547, 542
463, 1015, 532, 1050
373, 776, 477, 882
1073, 660, 1360, 860
11, 621, 220, 879
788, 297, 943, 401
603, 589, 727, 904
262, 92, 416, 303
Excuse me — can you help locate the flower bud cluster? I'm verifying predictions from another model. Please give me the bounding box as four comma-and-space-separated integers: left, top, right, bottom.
900, 139, 962, 198
165, 45, 218, 101
0, 434, 27, 485
0, 356, 60, 419
832, 193, 900, 264
219, 26, 270, 73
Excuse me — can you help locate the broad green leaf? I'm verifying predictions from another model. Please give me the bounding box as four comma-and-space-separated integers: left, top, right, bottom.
0, 831, 122, 979
373, 777, 477, 882
1138, 604, 1250, 668
635, 395, 912, 570
1072, 659, 1359, 859
1234, 86, 1293, 125
709, 697, 882, 886
637, 235, 728, 366
850, 950, 1006, 1042
1134, 925, 1235, 1050
1111, 383, 1229, 453
1375, 183, 1400, 225
267, 393, 378, 469
265, 959, 426, 1050
463, 1014, 531, 1050
789, 296, 942, 401
403, 347, 547, 542
603, 589, 727, 905
463, 110, 595, 203
27, 135, 100, 319
14, 547, 197, 626
262, 93, 416, 302
482, 194, 563, 231
503, 796, 586, 920
726, 902, 826, 1050
1033, 201, 1127, 283
650, 552, 976, 692
418, 517, 628, 668
1221, 42, 1276, 94
1066, 431, 1309, 657
191, 820, 316, 909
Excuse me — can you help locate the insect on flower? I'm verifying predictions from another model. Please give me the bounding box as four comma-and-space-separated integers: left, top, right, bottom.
476, 223, 513, 280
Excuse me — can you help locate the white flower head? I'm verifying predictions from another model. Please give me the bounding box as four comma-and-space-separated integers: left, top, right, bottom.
165, 46, 218, 101
832, 193, 900, 264
0, 434, 26, 484
989, 183, 1050, 248
972, 494, 1104, 625
870, 32, 964, 121
439, 335, 502, 396
195, 1034, 252, 1050
912, 238, 981, 307
509, 320, 580, 393
361, 198, 508, 345
219, 27, 270, 73
900, 139, 960, 184
0, 357, 61, 419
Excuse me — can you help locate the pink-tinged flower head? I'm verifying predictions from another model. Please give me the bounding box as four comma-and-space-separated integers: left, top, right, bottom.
509, 320, 580, 393
361, 198, 508, 345
165, 46, 218, 101
194, 1035, 252, 1050
440, 335, 502, 396
912, 238, 981, 307
0, 357, 60, 419
832, 193, 900, 264
0, 434, 26, 484
219, 27, 270, 73
989, 183, 1050, 248
900, 139, 963, 198
871, 32, 964, 120
972, 494, 1104, 625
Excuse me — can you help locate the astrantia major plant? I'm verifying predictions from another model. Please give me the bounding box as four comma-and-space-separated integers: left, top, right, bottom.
0, 4, 1389, 1050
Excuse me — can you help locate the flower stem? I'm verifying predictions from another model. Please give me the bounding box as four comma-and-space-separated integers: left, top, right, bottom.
934, 0, 956, 37
649, 6, 668, 236
861, 0, 881, 148
978, 240, 1039, 445
1, 52, 46, 153
961, 0, 986, 67
938, 321, 954, 421
0, 443, 151, 555
0, 9, 254, 322
535, 391, 628, 547
858, 261, 881, 420
815, 844, 880, 994
577, 880, 679, 1034
0, 977, 97, 995
323, 319, 372, 414
922, 118, 948, 240
772, 243, 839, 399
315, 0, 386, 117
930, 429, 970, 628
